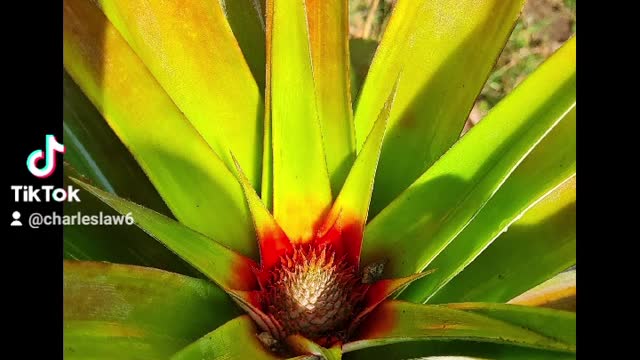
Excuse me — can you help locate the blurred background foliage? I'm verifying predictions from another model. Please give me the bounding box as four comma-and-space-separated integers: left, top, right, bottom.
349, 0, 576, 133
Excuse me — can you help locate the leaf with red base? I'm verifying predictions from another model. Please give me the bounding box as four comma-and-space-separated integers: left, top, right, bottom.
233, 155, 293, 271
72, 177, 258, 291
267, 0, 333, 244
350, 270, 435, 333
317, 79, 400, 266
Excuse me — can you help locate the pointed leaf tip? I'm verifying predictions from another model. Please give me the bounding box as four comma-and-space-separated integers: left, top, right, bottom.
306, 0, 356, 195
319, 78, 400, 265
355, 0, 527, 216
63, 0, 258, 258
362, 37, 575, 281
430, 175, 576, 304
351, 269, 436, 331
232, 154, 292, 271
400, 107, 576, 303
70, 177, 258, 291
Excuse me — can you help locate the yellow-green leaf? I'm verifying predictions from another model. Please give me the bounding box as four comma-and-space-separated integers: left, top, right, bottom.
233, 157, 292, 270
401, 107, 576, 303
321, 79, 398, 264
65, 321, 186, 359
509, 270, 576, 312
63, 72, 169, 215
64, 261, 239, 359
171, 316, 283, 360
346, 336, 574, 360
345, 301, 574, 354
431, 176, 576, 304
71, 178, 258, 291
267, 0, 332, 242
63, 163, 198, 277
354, 0, 526, 216
94, 0, 264, 188
307, 0, 355, 192
63, 0, 256, 258
64, 74, 194, 275
446, 302, 576, 346
361, 38, 576, 282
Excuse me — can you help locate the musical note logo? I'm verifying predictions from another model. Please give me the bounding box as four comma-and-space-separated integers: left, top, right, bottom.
26, 135, 65, 178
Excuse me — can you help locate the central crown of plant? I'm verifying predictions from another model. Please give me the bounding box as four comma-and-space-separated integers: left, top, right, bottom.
262, 244, 363, 340
227, 187, 423, 354
227, 88, 427, 351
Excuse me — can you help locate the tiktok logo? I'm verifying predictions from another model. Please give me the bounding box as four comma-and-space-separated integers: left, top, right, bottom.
26, 135, 65, 178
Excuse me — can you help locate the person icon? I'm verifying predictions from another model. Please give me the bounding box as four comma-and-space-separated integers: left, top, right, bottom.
11, 211, 22, 226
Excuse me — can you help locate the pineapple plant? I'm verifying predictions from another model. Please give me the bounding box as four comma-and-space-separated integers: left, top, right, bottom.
63, 0, 576, 359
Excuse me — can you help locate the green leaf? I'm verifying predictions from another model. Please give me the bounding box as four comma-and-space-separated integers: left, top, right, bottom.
401, 107, 576, 302
321, 79, 399, 264
64, 261, 239, 359
71, 178, 259, 291
445, 303, 575, 346
344, 301, 575, 354
63, 0, 257, 258
354, 270, 435, 328
63, 163, 199, 278
307, 0, 356, 193
94, 0, 264, 189
65, 321, 187, 359
63, 72, 169, 215
63, 74, 195, 275
509, 270, 576, 312
171, 316, 283, 360
64, 261, 237, 337
233, 156, 292, 271
266, 0, 333, 242
354, 0, 526, 216
344, 341, 575, 360
361, 37, 576, 281
223, 0, 267, 91
431, 176, 576, 304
